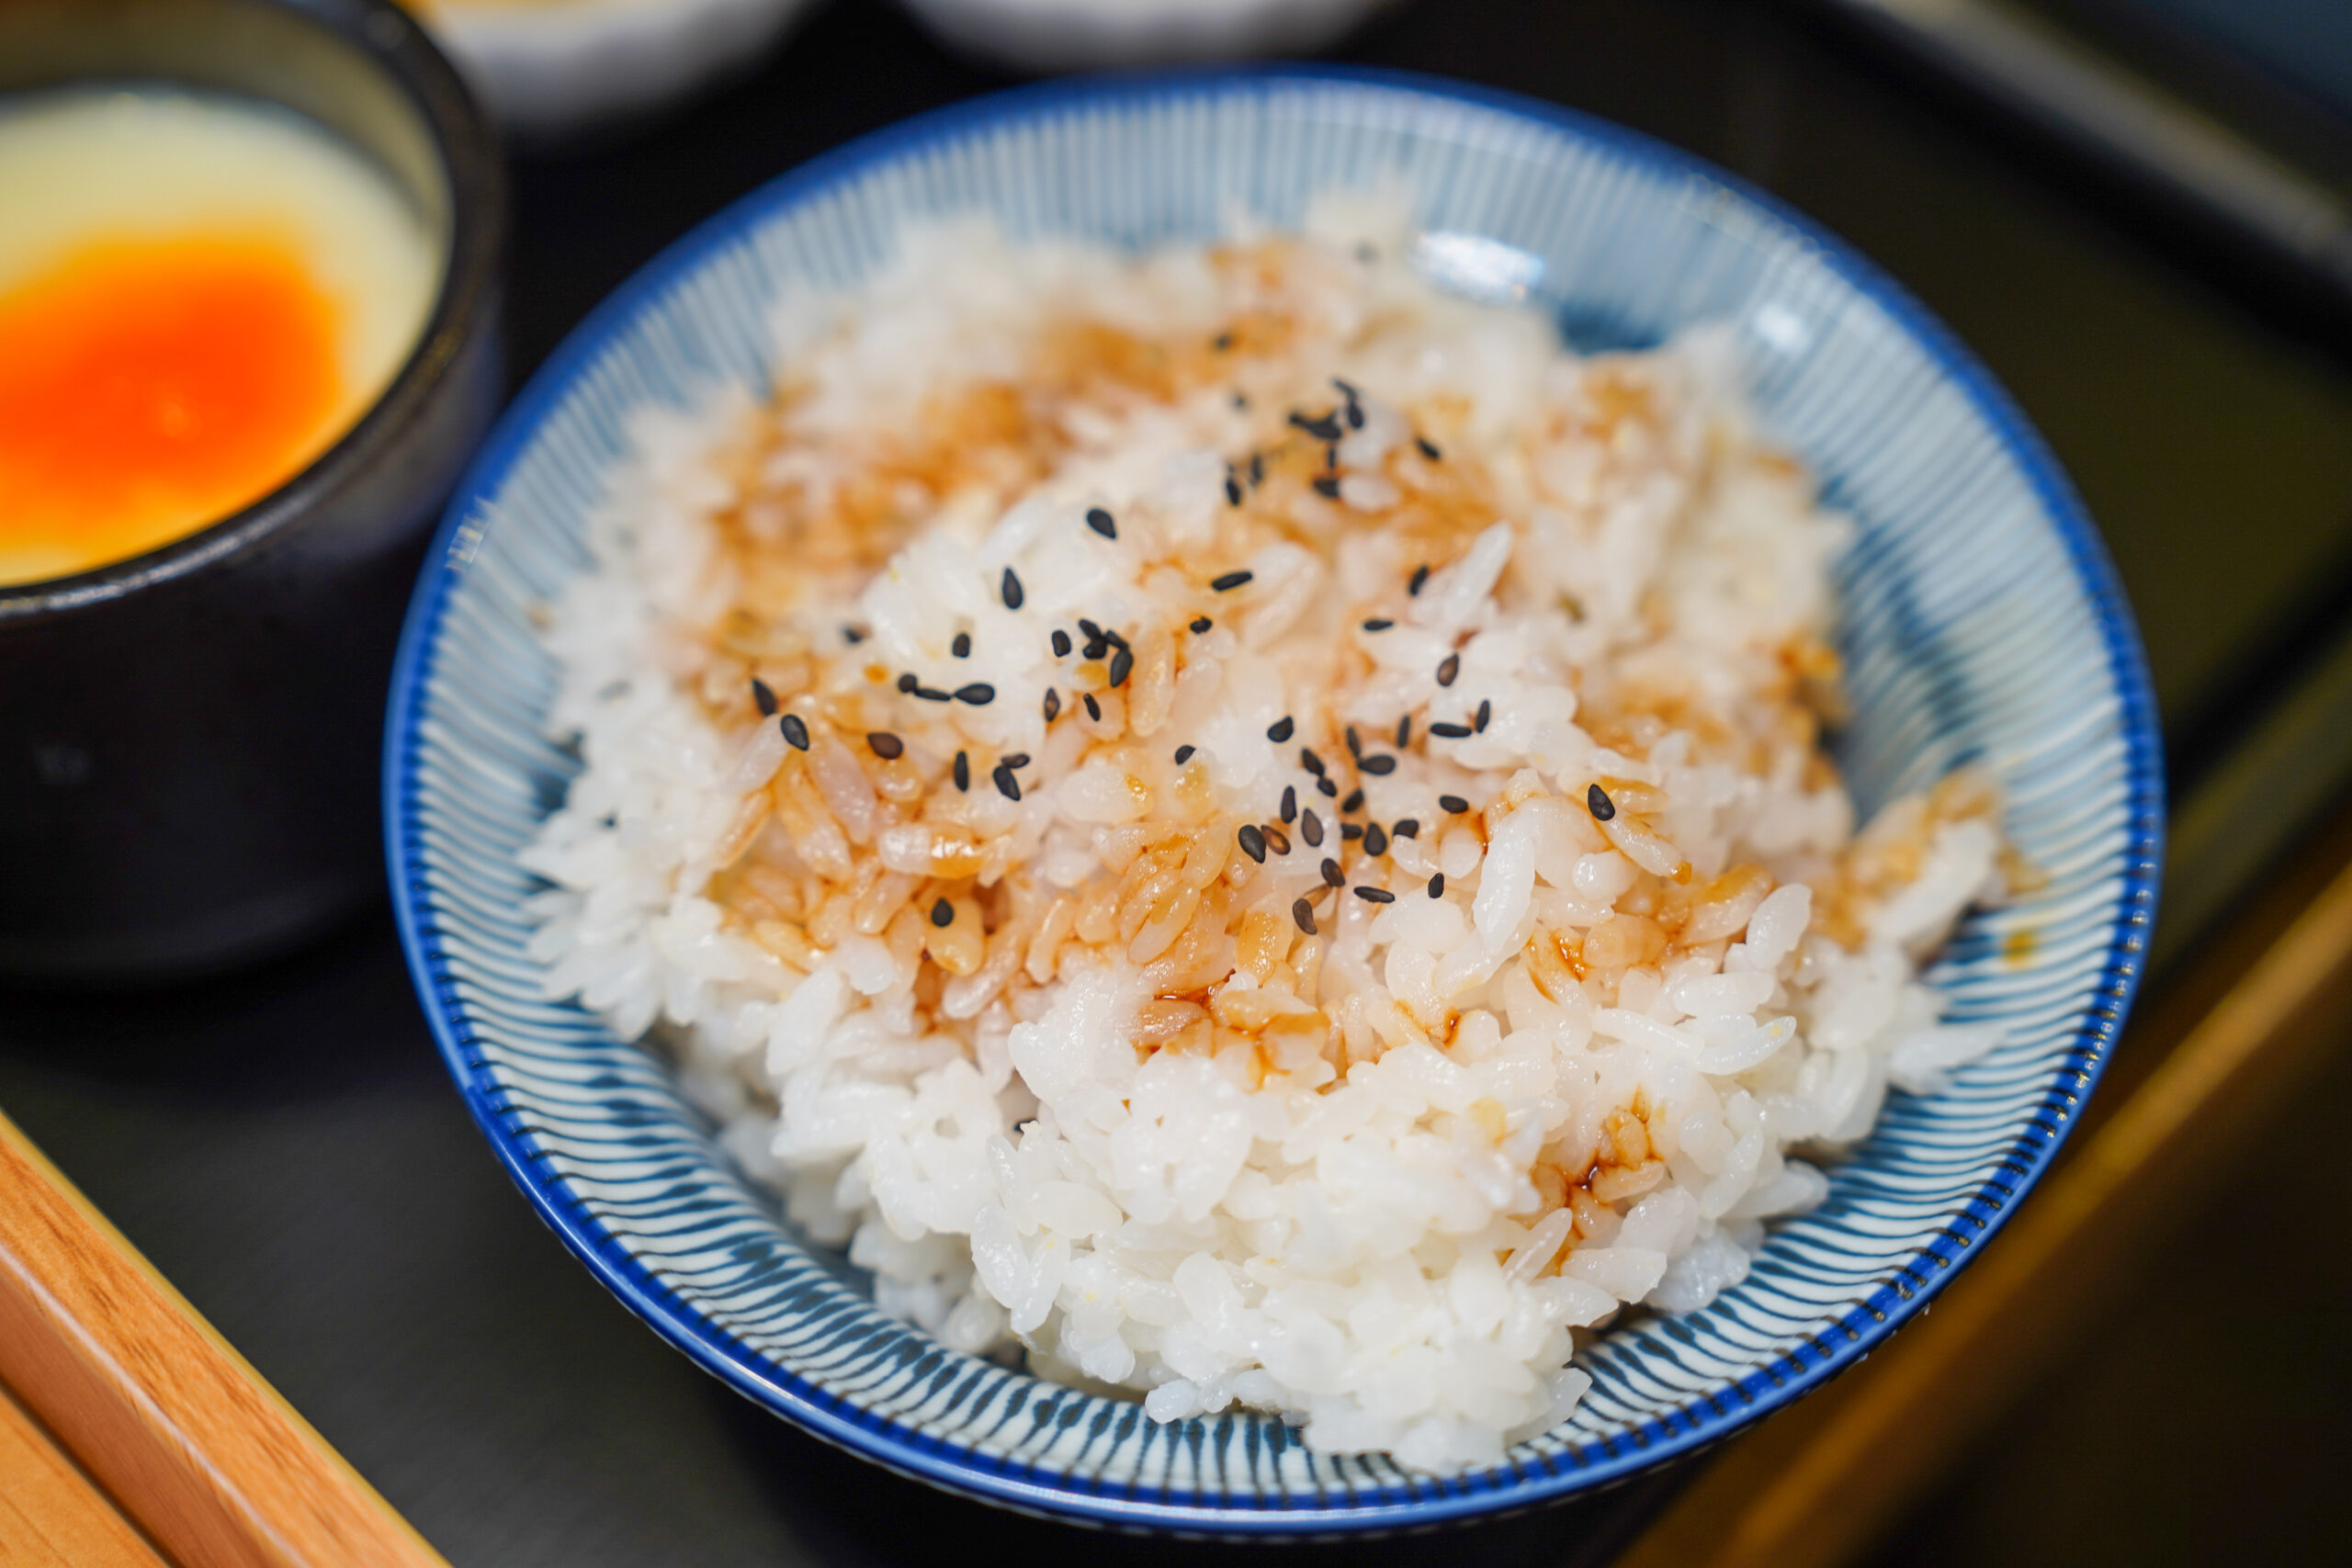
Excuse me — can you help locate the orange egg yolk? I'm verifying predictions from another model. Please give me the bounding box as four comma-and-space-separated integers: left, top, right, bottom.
0, 233, 345, 583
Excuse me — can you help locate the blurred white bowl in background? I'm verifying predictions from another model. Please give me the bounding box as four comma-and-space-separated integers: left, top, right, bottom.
897, 0, 1397, 72
413, 0, 811, 141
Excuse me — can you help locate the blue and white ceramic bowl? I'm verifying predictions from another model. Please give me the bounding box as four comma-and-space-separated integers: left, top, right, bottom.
386, 68, 2161, 1532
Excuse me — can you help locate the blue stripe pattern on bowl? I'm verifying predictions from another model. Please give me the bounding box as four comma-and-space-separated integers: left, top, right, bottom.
385, 66, 2162, 1533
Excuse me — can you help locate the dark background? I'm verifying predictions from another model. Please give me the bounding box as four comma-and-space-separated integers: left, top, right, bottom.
6, 1, 2351, 1562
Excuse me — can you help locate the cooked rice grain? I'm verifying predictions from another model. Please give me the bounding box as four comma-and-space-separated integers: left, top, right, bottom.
519, 197, 2009, 1473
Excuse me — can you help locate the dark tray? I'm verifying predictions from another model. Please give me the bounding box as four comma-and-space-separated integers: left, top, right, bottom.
9, 2, 2352, 1563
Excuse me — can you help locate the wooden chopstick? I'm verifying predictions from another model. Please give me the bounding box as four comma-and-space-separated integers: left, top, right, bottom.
0, 1380, 169, 1568
0, 1108, 450, 1568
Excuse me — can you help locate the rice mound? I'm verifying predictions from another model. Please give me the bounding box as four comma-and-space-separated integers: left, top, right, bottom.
520, 196, 2012, 1474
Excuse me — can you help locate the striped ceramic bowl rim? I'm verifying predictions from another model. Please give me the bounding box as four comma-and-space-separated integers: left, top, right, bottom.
385, 66, 2162, 1533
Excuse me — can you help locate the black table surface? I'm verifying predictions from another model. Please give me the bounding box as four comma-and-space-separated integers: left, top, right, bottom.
8, 2, 2352, 1564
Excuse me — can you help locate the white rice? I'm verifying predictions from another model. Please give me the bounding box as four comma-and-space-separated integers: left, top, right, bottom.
518, 195, 2010, 1474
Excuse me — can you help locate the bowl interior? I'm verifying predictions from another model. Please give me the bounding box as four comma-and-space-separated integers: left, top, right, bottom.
389, 70, 2159, 1532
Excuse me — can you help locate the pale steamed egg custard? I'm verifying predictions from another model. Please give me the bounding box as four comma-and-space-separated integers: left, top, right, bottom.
0, 90, 442, 587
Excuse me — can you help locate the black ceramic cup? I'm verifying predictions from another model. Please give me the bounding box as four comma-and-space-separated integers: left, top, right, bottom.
0, 0, 503, 983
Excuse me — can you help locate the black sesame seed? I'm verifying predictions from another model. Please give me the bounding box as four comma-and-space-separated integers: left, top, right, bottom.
1360, 754, 1396, 776
1078, 617, 1102, 639
1086, 507, 1117, 540
914, 686, 952, 703
1211, 570, 1253, 592
1476, 699, 1491, 733
994, 765, 1022, 803
1430, 722, 1473, 739
1344, 399, 1365, 431
750, 678, 777, 716
1440, 794, 1471, 814
1267, 716, 1295, 743
956, 682, 996, 706
1225, 475, 1244, 507
1324, 443, 1340, 471
954, 750, 970, 791
1301, 748, 1326, 775
1363, 823, 1389, 857
1102, 625, 1127, 649
1340, 823, 1363, 841
1332, 375, 1360, 399
1082, 694, 1102, 722
1363, 618, 1393, 633
1052, 629, 1073, 658
1249, 453, 1265, 487
1001, 753, 1031, 770
1437, 652, 1460, 687
1190, 616, 1212, 635
1321, 858, 1345, 887
1345, 727, 1363, 758
1341, 788, 1364, 814
1214, 331, 1235, 351
1396, 715, 1411, 748
1232, 391, 1249, 410
1288, 410, 1343, 442
867, 731, 904, 760
843, 626, 868, 644
1108, 647, 1135, 687
780, 714, 810, 751
1317, 775, 1338, 797
952, 632, 972, 659
1588, 783, 1617, 821
1001, 568, 1024, 610
1311, 475, 1341, 500
1408, 563, 1430, 596
1301, 810, 1324, 848
1238, 824, 1267, 863
931, 897, 955, 928
1393, 818, 1420, 839
897, 672, 919, 694
1175, 745, 1195, 764
1428, 873, 1445, 898
1293, 898, 1318, 936
1083, 637, 1109, 661
1353, 886, 1396, 905
1281, 785, 1297, 823
1416, 435, 1442, 461
1043, 689, 1061, 722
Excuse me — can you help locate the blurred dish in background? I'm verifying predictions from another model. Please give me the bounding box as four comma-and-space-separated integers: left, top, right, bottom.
0, 90, 440, 587
401, 0, 813, 140
897, 0, 1396, 72
0, 0, 502, 985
